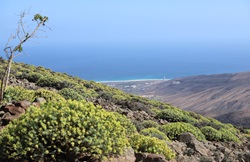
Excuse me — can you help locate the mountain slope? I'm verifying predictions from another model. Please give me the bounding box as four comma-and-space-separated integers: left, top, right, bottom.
105, 72, 250, 128
1, 58, 250, 161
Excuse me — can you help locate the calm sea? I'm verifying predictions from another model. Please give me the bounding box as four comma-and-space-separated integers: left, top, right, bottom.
15, 43, 250, 81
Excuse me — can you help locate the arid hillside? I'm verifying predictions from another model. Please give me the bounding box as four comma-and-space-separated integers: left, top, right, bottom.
104, 72, 250, 128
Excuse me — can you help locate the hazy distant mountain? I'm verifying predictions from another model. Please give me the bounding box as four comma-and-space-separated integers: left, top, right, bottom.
105, 72, 250, 128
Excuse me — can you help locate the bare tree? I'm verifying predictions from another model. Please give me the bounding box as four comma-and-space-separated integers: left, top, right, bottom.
0, 11, 49, 102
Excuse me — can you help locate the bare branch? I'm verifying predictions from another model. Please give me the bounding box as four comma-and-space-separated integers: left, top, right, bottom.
19, 12, 27, 35
0, 11, 50, 102
16, 28, 22, 41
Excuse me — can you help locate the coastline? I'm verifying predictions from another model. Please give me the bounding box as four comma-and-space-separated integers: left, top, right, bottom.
98, 78, 170, 83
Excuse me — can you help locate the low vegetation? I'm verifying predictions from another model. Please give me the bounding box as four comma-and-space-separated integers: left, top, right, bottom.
0, 100, 130, 161
129, 134, 175, 160
0, 59, 244, 161
140, 128, 170, 141
159, 122, 206, 141
200, 126, 222, 141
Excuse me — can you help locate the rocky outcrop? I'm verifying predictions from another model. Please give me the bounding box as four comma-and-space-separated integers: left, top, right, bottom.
135, 153, 166, 162
167, 133, 250, 162
9, 77, 39, 90
90, 97, 155, 122
0, 98, 45, 126
103, 148, 136, 162
178, 133, 210, 156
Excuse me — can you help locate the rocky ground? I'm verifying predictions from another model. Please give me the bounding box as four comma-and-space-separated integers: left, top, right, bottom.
1, 97, 250, 162
0, 77, 250, 162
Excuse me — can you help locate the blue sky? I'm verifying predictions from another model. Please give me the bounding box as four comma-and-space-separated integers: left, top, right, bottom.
1, 0, 250, 47
1, 1, 250, 80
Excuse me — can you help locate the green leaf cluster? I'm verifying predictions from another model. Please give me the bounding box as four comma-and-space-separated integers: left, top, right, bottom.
36, 76, 72, 90
129, 134, 175, 160
19, 72, 43, 83
33, 14, 48, 22
200, 126, 222, 141
194, 118, 240, 142
111, 112, 137, 136
159, 122, 206, 141
156, 109, 197, 123
4, 86, 35, 102
58, 88, 84, 101
133, 120, 160, 132
141, 120, 159, 129
35, 89, 65, 102
140, 128, 170, 141
15, 46, 23, 52
0, 100, 129, 161
4, 86, 65, 103
201, 126, 240, 142
219, 128, 240, 142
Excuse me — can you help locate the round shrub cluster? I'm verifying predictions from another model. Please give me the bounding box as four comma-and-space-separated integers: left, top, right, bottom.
4, 86, 35, 102
223, 123, 239, 135
134, 120, 159, 132
130, 134, 175, 160
219, 128, 240, 142
156, 109, 197, 123
58, 88, 84, 101
141, 120, 159, 129
18, 72, 43, 83
112, 112, 137, 136
159, 122, 206, 141
0, 100, 129, 161
4, 86, 65, 103
34, 89, 65, 102
37, 76, 72, 90
201, 126, 222, 141
140, 128, 170, 141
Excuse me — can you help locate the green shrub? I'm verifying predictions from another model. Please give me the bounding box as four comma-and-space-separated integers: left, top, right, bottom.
141, 120, 159, 129
200, 126, 222, 141
17, 72, 43, 83
129, 134, 175, 160
244, 134, 250, 141
194, 121, 223, 130
133, 121, 145, 132
0, 100, 129, 161
140, 128, 170, 141
58, 88, 84, 101
4, 86, 35, 102
223, 124, 239, 135
219, 128, 240, 142
74, 85, 96, 98
27, 72, 43, 83
37, 76, 71, 90
132, 120, 158, 133
156, 109, 197, 123
112, 94, 127, 102
159, 122, 206, 141
244, 129, 250, 134
34, 89, 65, 102
150, 108, 161, 116
112, 112, 137, 136
3, 87, 65, 103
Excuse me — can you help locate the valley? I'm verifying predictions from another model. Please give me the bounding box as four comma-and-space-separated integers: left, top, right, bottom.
103, 71, 250, 128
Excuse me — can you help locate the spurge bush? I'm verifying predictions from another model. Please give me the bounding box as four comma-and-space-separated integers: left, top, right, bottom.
130, 134, 175, 160
0, 100, 129, 161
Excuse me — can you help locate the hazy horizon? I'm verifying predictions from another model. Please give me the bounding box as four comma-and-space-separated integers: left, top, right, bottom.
1, 1, 250, 81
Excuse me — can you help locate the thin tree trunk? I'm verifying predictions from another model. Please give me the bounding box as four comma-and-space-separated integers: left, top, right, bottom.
0, 54, 13, 102
0, 13, 48, 103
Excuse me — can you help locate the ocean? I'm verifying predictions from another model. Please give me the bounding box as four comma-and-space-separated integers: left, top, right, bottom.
14, 43, 250, 82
